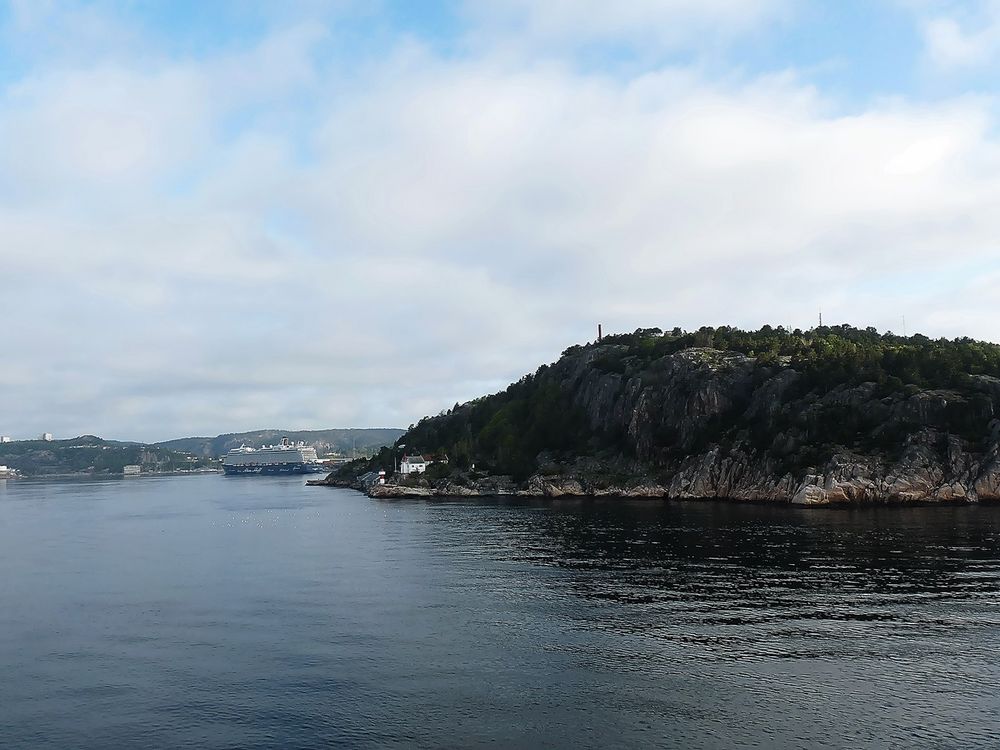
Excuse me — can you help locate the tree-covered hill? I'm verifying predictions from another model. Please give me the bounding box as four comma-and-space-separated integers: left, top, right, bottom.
331, 325, 1000, 504
0, 436, 214, 477
156, 428, 404, 458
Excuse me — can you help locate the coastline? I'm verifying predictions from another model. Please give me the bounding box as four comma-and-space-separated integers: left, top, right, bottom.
8, 469, 224, 481
308, 471, 1000, 506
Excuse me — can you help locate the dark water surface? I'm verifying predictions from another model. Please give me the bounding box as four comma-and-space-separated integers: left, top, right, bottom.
2, 475, 1000, 749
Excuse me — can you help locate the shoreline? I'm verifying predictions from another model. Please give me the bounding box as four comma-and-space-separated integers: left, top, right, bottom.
8, 469, 223, 481
307, 475, 1000, 506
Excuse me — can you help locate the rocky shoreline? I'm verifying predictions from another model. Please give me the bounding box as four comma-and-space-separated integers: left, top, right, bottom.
309, 475, 684, 500
309, 430, 1000, 505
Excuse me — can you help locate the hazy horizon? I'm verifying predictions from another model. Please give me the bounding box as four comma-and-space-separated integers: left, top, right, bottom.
0, 425, 407, 446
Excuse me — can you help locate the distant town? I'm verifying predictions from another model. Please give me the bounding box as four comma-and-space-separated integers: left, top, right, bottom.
1, 433, 52, 443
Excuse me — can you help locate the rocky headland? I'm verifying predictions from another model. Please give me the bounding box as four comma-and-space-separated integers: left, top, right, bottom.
317, 326, 1000, 505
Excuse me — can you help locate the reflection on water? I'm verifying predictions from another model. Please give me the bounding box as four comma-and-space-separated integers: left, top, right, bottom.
437, 500, 1000, 655
2, 477, 999, 749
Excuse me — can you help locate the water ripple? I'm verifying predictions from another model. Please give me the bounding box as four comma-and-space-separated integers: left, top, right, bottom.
3, 481, 1000, 748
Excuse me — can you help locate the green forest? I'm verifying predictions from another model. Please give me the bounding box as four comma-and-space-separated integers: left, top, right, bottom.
585, 324, 1000, 392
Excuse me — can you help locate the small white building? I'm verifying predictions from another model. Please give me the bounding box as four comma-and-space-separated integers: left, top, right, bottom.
41, 433, 53, 442
0, 436, 10, 443
123, 465, 142, 476
400, 453, 431, 475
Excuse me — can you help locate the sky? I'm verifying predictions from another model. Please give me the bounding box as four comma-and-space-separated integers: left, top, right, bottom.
3, 0, 1000, 441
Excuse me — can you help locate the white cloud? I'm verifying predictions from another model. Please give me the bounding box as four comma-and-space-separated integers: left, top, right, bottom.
462, 0, 789, 51
4, 3, 1000, 440
0, 66, 210, 194
916, 0, 1000, 67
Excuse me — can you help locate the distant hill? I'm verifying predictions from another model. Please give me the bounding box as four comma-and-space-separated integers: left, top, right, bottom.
156, 428, 404, 458
0, 435, 215, 477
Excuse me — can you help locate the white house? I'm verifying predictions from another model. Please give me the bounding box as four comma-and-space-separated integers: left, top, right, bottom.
400, 453, 431, 475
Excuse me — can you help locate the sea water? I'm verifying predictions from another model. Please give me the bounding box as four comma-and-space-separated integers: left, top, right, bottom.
1, 475, 999, 748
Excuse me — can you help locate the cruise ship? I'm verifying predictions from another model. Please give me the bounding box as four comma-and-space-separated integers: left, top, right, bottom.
222, 438, 325, 475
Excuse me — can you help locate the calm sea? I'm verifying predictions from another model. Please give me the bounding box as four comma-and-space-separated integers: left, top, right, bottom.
1, 475, 999, 749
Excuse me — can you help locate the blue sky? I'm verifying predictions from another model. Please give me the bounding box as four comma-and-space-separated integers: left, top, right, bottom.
0, 2, 965, 100
3, 0, 1000, 440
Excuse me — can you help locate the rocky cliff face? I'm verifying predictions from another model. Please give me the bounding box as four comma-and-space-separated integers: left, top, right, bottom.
538, 346, 1000, 504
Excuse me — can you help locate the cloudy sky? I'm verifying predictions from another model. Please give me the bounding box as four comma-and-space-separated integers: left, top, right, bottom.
3, 0, 1000, 441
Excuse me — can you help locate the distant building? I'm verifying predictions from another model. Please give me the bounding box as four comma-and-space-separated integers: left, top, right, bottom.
123, 465, 141, 476
399, 454, 429, 475
0, 436, 10, 443
401, 453, 451, 475
41, 433, 53, 442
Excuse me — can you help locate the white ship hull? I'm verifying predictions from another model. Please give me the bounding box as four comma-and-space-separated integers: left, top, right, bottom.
222, 442, 324, 476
